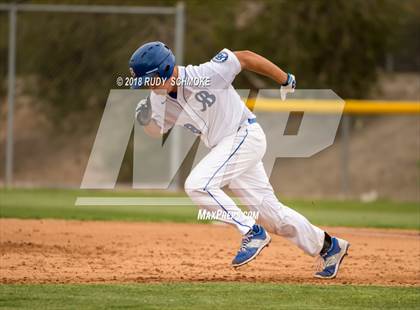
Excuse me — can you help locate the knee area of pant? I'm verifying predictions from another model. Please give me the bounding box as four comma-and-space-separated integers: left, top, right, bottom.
184, 175, 207, 196
260, 195, 287, 220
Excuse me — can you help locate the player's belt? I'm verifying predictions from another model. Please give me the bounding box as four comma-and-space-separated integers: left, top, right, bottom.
238, 118, 257, 131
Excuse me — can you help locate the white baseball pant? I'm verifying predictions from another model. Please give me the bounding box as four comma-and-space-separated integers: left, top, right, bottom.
185, 120, 325, 256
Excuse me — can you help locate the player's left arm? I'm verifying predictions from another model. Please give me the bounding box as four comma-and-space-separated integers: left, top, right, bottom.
234, 50, 295, 88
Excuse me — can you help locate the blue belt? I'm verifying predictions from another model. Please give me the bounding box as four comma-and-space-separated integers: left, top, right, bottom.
238, 118, 257, 131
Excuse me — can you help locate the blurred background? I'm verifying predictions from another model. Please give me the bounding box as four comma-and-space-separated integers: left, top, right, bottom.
0, 0, 419, 202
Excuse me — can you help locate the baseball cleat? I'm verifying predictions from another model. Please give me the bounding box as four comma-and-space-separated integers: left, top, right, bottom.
232, 224, 271, 268
314, 237, 350, 279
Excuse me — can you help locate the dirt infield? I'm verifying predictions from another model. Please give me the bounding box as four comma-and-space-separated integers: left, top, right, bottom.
1, 219, 419, 286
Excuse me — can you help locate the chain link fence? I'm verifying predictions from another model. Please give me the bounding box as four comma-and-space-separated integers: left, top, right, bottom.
0, 3, 184, 187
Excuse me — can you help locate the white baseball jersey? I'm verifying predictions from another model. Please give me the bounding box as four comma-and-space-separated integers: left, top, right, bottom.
149, 48, 255, 148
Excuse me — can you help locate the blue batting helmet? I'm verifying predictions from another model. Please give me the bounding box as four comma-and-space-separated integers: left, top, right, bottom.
129, 41, 175, 89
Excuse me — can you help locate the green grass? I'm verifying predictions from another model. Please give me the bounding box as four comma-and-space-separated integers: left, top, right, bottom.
0, 283, 419, 309
0, 188, 419, 229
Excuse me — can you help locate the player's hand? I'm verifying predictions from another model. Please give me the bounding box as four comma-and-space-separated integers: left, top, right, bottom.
280, 73, 296, 101
135, 96, 152, 126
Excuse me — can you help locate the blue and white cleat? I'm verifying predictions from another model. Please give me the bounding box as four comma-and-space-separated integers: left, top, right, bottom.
232, 224, 271, 268
315, 237, 350, 279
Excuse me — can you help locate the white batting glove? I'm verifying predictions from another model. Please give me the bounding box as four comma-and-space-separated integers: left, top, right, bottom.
135, 97, 152, 126
280, 73, 296, 101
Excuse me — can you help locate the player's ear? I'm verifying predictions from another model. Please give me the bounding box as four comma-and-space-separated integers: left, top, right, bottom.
164, 65, 171, 74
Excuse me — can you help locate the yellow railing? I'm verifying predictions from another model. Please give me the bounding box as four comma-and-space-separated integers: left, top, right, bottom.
245, 99, 420, 114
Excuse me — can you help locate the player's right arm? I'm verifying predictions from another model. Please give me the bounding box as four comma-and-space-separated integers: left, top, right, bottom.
143, 121, 162, 138
135, 97, 162, 138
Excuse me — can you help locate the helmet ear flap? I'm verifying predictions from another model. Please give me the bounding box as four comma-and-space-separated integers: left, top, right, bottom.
158, 52, 175, 80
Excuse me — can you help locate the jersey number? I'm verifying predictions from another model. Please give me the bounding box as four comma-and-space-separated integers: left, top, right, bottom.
184, 123, 201, 135
195, 90, 216, 112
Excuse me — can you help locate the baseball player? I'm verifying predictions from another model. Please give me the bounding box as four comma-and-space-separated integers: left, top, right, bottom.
130, 41, 349, 279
